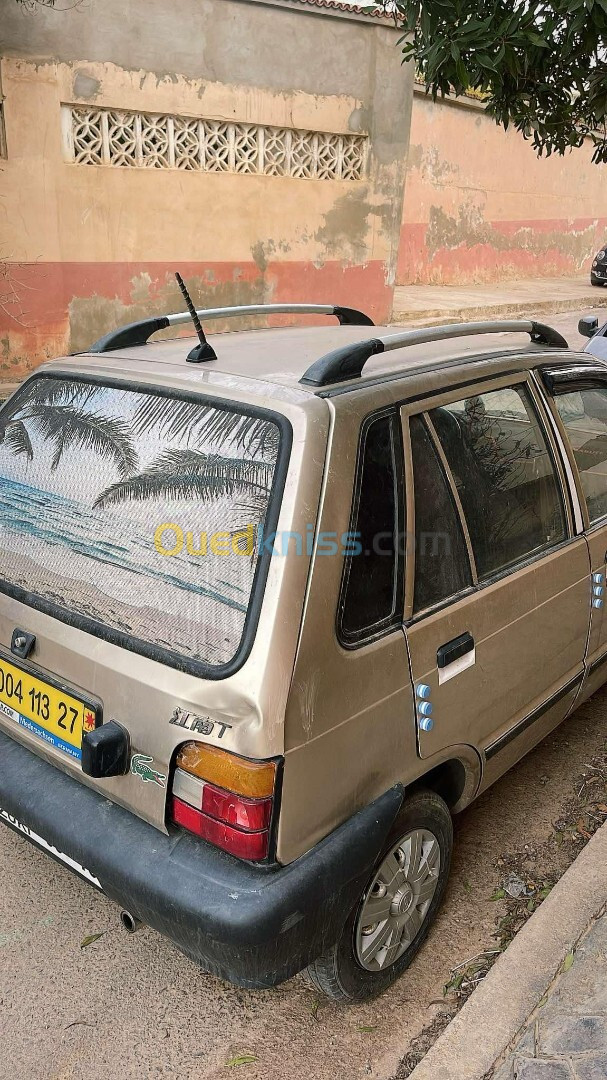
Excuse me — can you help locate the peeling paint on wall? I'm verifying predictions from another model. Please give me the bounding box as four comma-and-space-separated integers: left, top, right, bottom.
399, 92, 607, 285
314, 190, 374, 264
426, 205, 603, 265
399, 217, 607, 285
0, 259, 392, 377
68, 271, 269, 353
73, 70, 102, 100
0, 38, 411, 372
418, 145, 459, 186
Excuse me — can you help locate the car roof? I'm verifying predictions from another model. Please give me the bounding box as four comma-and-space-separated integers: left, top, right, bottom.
48, 323, 563, 399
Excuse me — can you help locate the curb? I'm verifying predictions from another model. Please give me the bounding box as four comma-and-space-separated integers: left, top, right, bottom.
403, 819, 607, 1080
392, 291, 607, 328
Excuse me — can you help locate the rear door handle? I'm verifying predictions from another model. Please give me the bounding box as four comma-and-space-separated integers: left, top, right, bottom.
437, 631, 474, 669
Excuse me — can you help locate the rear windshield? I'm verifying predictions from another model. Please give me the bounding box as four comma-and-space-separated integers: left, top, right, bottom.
0, 375, 285, 675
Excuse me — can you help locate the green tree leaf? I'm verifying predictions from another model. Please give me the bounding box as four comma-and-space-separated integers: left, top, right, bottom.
80, 932, 105, 948
455, 57, 470, 87
377, 0, 607, 163
561, 949, 575, 972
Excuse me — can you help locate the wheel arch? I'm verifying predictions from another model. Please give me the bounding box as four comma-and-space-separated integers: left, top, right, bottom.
408, 746, 482, 814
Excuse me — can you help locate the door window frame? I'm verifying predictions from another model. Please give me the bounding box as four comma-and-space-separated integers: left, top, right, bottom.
535, 365, 607, 535
336, 406, 406, 648
402, 411, 477, 622
401, 370, 575, 625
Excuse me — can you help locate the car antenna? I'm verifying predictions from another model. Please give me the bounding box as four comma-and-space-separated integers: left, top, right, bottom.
175, 272, 217, 363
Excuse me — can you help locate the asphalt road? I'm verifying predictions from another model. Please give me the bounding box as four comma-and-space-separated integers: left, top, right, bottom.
1, 307, 606, 1080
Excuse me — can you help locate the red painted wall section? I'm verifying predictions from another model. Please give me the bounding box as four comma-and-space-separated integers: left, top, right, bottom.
0, 48, 411, 378
398, 90, 607, 286
398, 217, 607, 286
0, 260, 391, 380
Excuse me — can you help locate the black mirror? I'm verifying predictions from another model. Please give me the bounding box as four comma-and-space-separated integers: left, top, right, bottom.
579, 315, 599, 338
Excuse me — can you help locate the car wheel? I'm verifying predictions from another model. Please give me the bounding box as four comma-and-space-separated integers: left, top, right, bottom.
591, 274, 604, 287
304, 789, 453, 1002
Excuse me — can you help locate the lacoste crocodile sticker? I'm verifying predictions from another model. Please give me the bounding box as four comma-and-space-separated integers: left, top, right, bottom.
130, 754, 166, 787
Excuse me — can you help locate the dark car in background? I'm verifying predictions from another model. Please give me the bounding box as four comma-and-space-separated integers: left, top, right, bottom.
591, 245, 607, 286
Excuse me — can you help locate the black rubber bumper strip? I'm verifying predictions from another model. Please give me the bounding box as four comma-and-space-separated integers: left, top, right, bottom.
484, 672, 583, 760
0, 729, 404, 988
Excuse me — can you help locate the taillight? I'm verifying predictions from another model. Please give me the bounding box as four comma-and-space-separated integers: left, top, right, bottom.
172, 797, 270, 860
201, 781, 273, 830
176, 742, 275, 797
170, 742, 278, 861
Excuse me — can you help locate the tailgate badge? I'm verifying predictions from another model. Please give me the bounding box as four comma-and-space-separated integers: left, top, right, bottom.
170, 706, 232, 739
11, 629, 35, 660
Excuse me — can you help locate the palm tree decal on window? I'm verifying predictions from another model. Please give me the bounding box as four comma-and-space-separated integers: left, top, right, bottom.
131, 394, 280, 476
94, 447, 274, 509
96, 397, 278, 510
0, 376, 281, 667
0, 380, 138, 479
0, 378, 278, 508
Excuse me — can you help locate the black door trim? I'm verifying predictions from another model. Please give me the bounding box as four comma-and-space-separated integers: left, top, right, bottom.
484, 672, 583, 760
588, 648, 607, 677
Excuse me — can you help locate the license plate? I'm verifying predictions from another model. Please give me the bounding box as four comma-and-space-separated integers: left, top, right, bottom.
0, 653, 100, 762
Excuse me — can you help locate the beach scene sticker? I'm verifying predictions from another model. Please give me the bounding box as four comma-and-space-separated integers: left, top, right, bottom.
0, 378, 280, 667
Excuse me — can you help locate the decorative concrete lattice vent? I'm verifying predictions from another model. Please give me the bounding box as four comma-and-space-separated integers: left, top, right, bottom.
62, 105, 368, 180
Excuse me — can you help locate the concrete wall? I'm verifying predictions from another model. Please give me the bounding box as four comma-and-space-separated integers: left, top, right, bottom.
0, 0, 412, 376
398, 88, 607, 285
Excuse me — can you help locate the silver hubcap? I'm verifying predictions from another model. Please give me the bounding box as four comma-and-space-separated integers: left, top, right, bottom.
354, 828, 441, 972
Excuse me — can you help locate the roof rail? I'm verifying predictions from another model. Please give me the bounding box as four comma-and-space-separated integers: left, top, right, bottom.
299, 319, 569, 388
88, 303, 374, 354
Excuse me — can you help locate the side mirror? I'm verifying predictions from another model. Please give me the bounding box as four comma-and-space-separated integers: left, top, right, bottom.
579, 315, 599, 338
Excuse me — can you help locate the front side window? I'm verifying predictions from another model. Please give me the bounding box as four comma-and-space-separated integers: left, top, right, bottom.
431, 385, 566, 580
555, 387, 607, 524
340, 413, 401, 642
0, 376, 284, 673
410, 415, 472, 614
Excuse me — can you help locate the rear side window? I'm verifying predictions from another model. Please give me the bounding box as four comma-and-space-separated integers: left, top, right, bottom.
431, 385, 566, 580
410, 415, 472, 614
340, 413, 401, 642
0, 376, 285, 674
555, 388, 607, 525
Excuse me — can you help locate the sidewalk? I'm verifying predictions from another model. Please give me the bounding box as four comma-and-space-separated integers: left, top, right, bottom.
494, 911, 607, 1079
392, 276, 607, 326
405, 821, 607, 1080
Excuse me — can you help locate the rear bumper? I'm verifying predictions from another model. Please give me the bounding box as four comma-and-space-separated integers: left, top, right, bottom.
0, 729, 404, 988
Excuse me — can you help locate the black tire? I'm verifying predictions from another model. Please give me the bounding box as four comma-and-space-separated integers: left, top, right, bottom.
591, 275, 604, 287
304, 789, 453, 1003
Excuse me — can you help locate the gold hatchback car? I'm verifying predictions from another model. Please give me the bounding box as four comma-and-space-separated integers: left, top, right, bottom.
1, 297, 607, 1002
